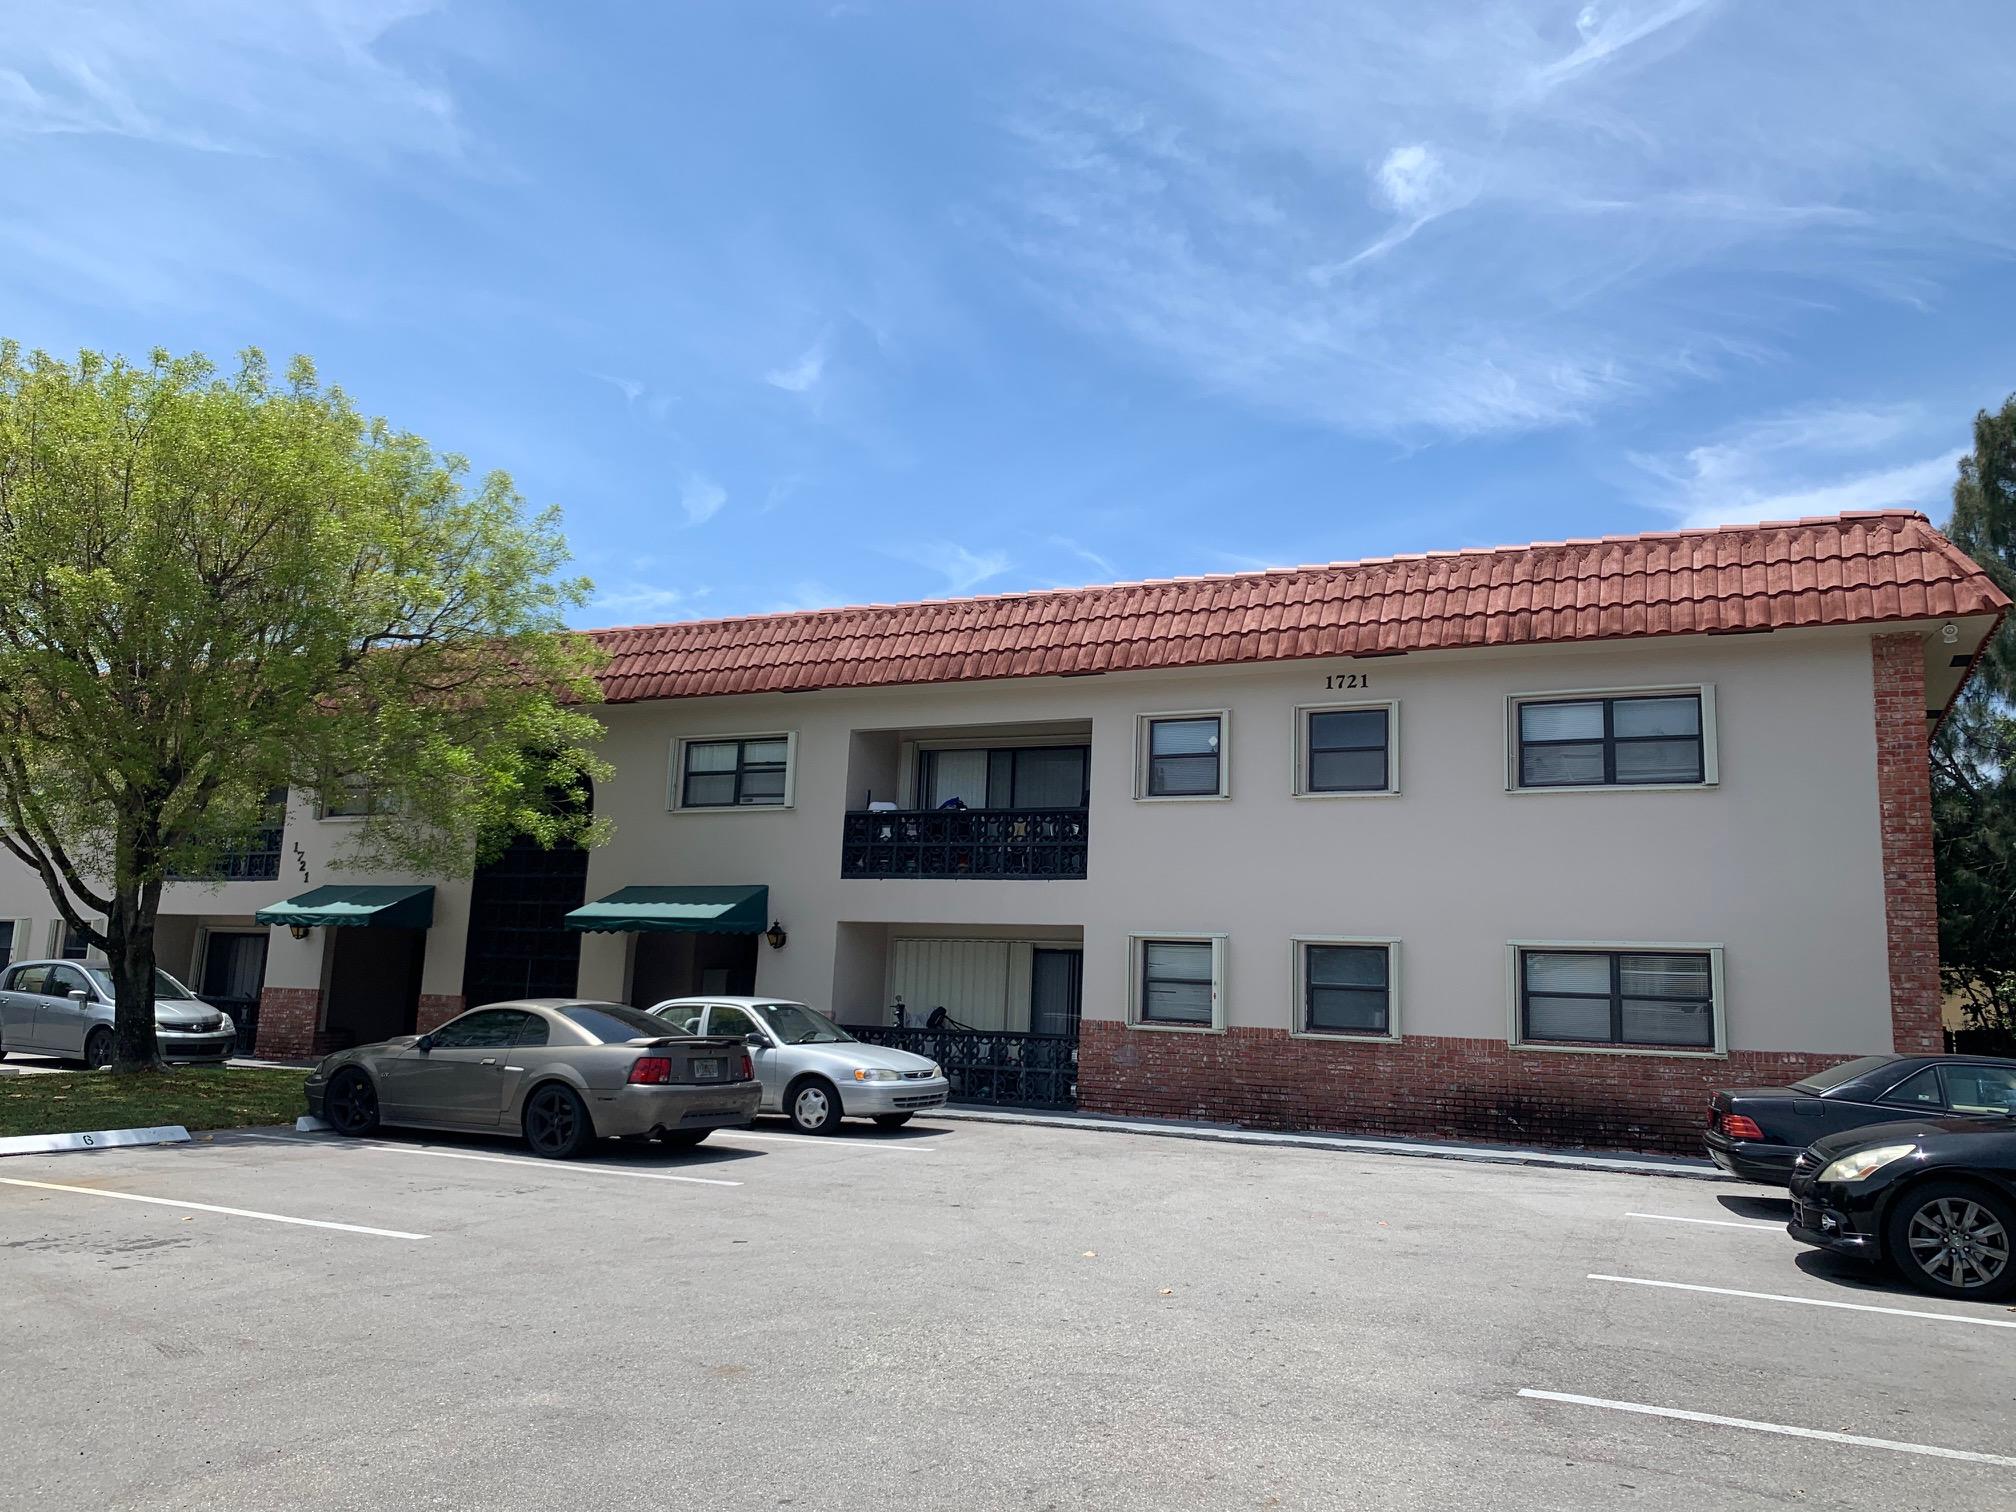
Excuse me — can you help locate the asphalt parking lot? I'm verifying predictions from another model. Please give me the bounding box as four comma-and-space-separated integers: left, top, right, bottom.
2, 1117, 2011, 1512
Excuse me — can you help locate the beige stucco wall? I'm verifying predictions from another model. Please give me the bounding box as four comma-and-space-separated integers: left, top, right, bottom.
573, 624, 1906, 1056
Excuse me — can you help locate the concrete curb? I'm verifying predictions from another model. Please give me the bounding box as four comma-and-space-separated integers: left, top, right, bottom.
929, 1107, 1737, 1182
294, 1115, 331, 1133
0, 1125, 191, 1158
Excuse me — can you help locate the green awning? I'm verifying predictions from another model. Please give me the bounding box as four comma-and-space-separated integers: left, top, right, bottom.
255, 884, 436, 931
563, 884, 769, 935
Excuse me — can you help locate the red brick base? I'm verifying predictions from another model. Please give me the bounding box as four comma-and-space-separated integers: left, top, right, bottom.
1078, 1021, 1846, 1156
254, 987, 321, 1061
416, 994, 467, 1033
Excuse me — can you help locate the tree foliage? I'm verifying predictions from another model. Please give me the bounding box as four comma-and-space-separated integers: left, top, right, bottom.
0, 345, 608, 1070
1935, 395, 2016, 1038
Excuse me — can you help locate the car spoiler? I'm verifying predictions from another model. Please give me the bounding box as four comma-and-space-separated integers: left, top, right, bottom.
624, 1035, 741, 1049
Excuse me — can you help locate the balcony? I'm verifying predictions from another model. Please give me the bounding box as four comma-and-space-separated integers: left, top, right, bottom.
167, 823, 284, 883
841, 806, 1088, 880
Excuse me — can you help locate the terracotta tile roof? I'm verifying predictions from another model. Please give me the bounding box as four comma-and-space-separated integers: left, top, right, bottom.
591, 510, 2009, 703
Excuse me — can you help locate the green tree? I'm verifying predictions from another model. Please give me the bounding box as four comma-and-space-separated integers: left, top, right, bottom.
1936, 394, 2016, 1039
0, 345, 608, 1071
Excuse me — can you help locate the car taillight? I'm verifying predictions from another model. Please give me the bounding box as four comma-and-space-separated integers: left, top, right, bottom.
628, 1056, 673, 1085
737, 1051, 753, 1081
1721, 1114, 1765, 1141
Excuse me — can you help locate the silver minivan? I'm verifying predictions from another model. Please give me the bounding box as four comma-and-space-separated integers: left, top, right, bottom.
0, 959, 237, 1068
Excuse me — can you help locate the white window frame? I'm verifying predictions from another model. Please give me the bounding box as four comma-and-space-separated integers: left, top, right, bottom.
1290, 936, 1402, 1042
1504, 683, 1718, 793
1293, 700, 1400, 799
668, 731, 798, 813
1505, 940, 1727, 1058
1134, 710, 1231, 802
1127, 932, 1227, 1033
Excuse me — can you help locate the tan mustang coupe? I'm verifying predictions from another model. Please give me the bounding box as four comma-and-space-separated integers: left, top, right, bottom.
305, 999, 760, 1159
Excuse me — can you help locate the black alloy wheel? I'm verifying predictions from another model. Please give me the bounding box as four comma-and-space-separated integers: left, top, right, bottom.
522, 1084, 594, 1159
324, 1069, 381, 1136
1887, 1180, 2016, 1301
84, 1029, 114, 1071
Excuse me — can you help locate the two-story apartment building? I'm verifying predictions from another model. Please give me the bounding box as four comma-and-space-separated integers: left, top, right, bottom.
0, 511, 2002, 1153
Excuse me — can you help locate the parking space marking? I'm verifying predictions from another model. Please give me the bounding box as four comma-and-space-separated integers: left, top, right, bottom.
0, 1176, 429, 1240
1625, 1212, 1782, 1232
1588, 1273, 2016, 1329
1519, 1390, 2016, 1467
714, 1130, 927, 1154
232, 1132, 742, 1186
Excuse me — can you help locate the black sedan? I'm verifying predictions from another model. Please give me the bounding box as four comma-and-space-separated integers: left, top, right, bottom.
1704, 1054, 2016, 1183
1789, 1117, 2016, 1300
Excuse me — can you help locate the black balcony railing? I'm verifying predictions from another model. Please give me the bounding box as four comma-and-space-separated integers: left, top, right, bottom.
840, 806, 1088, 880
168, 824, 284, 883
846, 1025, 1078, 1109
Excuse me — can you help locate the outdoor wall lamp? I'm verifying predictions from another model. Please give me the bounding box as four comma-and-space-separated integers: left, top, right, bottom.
288, 924, 312, 941
765, 921, 788, 950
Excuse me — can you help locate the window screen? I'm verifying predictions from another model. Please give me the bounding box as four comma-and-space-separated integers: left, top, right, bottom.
1518, 694, 1704, 788
1519, 949, 1714, 1049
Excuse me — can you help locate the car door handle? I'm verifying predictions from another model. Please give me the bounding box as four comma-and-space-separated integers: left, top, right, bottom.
480, 1057, 497, 1066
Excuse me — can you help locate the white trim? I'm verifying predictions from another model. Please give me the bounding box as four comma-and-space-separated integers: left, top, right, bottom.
1504, 683, 1718, 792
1292, 699, 1401, 798
667, 730, 798, 813
1505, 940, 1727, 1057
1126, 932, 1227, 1032
1134, 709, 1231, 801
1289, 936, 1402, 1042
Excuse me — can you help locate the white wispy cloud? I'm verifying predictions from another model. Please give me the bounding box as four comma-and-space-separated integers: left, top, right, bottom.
591, 583, 693, 620
885, 540, 1012, 595
1046, 534, 1118, 579
764, 339, 828, 394
680, 474, 728, 526
982, 1, 2016, 436
1629, 403, 1963, 528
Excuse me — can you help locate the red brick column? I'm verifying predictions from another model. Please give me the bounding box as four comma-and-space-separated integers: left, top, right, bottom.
254, 988, 321, 1061
1872, 633, 1943, 1054
416, 994, 467, 1033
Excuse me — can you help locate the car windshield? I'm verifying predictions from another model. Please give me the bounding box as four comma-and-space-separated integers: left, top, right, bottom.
558, 1003, 679, 1043
752, 1002, 855, 1045
1791, 1056, 1895, 1093
85, 968, 199, 1002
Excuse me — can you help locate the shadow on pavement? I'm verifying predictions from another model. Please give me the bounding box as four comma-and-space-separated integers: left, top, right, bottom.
1717, 1191, 1793, 1220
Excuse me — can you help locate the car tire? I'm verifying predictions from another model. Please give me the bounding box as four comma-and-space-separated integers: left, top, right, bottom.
1884, 1179, 2016, 1301
872, 1113, 913, 1129
655, 1129, 711, 1149
521, 1083, 595, 1159
324, 1068, 381, 1137
787, 1076, 843, 1135
84, 1028, 114, 1071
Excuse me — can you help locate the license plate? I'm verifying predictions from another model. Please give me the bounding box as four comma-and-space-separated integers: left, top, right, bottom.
691, 1058, 724, 1082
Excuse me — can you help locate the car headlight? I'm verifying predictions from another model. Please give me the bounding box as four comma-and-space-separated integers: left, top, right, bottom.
217, 1013, 235, 1034
1817, 1143, 1918, 1184
930, 1063, 942, 1079
852, 1068, 899, 1082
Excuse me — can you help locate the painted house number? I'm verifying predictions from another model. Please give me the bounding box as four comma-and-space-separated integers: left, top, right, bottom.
1323, 672, 1371, 690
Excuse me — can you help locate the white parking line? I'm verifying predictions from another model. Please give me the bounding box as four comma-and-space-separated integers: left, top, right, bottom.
1625, 1212, 1782, 1233
1588, 1273, 2016, 1329
232, 1131, 742, 1186
1519, 1390, 2016, 1467
715, 1130, 926, 1154
0, 1175, 429, 1240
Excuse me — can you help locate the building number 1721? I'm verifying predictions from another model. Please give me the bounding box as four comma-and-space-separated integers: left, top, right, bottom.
1324, 672, 1370, 690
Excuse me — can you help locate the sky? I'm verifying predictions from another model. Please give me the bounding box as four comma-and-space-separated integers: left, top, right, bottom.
3, 0, 2014, 626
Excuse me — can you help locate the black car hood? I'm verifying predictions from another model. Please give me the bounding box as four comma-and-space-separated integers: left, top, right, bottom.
1808, 1115, 2015, 1159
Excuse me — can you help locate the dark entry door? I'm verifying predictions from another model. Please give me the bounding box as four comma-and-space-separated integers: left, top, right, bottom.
1029, 949, 1082, 1039
202, 932, 269, 1055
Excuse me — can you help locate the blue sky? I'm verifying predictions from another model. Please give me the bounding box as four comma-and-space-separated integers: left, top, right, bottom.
3, 1, 2014, 626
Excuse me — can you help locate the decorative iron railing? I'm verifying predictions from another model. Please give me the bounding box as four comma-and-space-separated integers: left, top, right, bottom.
168, 824, 285, 883
840, 807, 1088, 880
846, 1025, 1078, 1109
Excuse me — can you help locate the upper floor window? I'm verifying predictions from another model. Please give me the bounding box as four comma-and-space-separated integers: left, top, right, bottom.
320, 774, 387, 819
918, 746, 1088, 811
1512, 689, 1713, 790
1514, 946, 1721, 1052
1297, 704, 1396, 796
1137, 712, 1228, 799
674, 734, 794, 810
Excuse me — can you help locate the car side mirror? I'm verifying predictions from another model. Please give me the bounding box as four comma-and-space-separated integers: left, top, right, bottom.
67, 989, 89, 1003
415, 1033, 434, 1052
744, 1033, 767, 1050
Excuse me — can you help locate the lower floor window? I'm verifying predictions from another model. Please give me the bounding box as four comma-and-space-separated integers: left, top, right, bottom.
1133, 936, 1221, 1028
1518, 948, 1716, 1049
1299, 941, 1395, 1036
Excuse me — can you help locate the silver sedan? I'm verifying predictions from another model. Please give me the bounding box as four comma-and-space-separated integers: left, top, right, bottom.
648, 996, 949, 1133
305, 999, 761, 1158
0, 959, 237, 1067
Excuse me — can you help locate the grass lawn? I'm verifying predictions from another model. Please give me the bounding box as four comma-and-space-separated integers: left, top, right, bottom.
0, 1067, 305, 1137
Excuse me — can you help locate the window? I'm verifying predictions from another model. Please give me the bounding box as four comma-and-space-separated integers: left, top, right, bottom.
657, 1005, 704, 1033
0, 921, 12, 970
1512, 689, 1713, 789
1138, 713, 1227, 799
6, 964, 48, 996
1295, 939, 1398, 1038
44, 964, 90, 999
1944, 1064, 2016, 1116
675, 735, 793, 810
320, 774, 385, 819
60, 924, 91, 960
558, 1003, 679, 1043
429, 1010, 528, 1049
918, 746, 1089, 811
1298, 704, 1395, 795
514, 1015, 551, 1049
1515, 947, 1720, 1052
1881, 1067, 1945, 1109
1129, 934, 1225, 1030
705, 1005, 761, 1039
